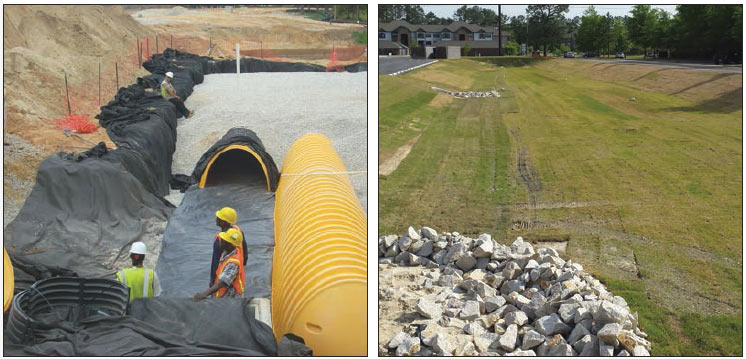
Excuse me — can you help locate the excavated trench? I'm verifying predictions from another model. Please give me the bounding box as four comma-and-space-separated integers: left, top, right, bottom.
4, 48, 367, 355
156, 148, 276, 299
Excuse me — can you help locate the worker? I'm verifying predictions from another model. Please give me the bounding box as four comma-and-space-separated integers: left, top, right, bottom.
160, 71, 194, 119
116, 241, 161, 300
193, 227, 245, 300
211, 207, 248, 287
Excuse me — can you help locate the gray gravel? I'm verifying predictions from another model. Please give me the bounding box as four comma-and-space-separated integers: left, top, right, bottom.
166, 72, 367, 210
3, 133, 40, 226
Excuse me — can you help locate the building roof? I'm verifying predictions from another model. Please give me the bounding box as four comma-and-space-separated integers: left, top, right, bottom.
379, 20, 499, 34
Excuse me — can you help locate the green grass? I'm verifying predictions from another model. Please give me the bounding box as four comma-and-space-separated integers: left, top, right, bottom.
301, 10, 328, 21
379, 57, 742, 355
352, 31, 367, 45
599, 276, 743, 356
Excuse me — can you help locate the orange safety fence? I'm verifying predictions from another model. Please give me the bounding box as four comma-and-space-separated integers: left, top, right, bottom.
53, 115, 98, 133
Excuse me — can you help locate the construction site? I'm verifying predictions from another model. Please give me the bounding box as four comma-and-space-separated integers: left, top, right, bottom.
3, 5, 367, 356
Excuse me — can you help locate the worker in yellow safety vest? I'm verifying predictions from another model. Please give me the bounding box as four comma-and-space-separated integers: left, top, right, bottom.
161, 71, 194, 119
210, 207, 247, 287
116, 241, 161, 300
193, 227, 245, 300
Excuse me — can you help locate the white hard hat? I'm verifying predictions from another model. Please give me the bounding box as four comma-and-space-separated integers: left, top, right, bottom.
130, 242, 147, 255
165, 72, 174, 78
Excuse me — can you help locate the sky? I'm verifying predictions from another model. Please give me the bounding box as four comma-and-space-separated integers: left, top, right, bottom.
420, 5, 679, 20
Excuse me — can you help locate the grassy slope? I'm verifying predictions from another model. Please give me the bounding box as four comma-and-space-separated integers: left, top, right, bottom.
379, 60, 514, 236
378, 57, 742, 355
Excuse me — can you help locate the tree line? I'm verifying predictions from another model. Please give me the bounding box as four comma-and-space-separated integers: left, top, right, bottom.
379, 5, 742, 60
576, 5, 741, 60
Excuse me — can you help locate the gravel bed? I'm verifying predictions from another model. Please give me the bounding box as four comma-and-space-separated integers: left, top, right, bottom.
165, 72, 367, 209
3, 133, 40, 226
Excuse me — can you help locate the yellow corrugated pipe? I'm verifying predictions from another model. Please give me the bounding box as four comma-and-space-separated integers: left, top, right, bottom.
4, 248, 15, 312
272, 133, 366, 356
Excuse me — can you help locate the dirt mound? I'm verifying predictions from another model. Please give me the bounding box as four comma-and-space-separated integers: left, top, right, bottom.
131, 6, 366, 66
3, 5, 152, 224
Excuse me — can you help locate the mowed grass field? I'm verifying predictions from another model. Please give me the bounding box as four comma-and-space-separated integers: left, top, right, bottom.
378, 57, 742, 355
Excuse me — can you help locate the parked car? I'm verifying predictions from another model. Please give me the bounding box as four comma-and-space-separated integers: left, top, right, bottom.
713, 50, 742, 65
645, 52, 657, 58
564, 51, 575, 58
615, 52, 625, 59
582, 52, 598, 58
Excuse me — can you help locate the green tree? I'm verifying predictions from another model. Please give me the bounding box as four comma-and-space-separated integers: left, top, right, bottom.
575, 5, 601, 52
627, 5, 658, 56
453, 5, 502, 27
379, 5, 425, 24
526, 5, 570, 56
504, 40, 520, 55
612, 17, 630, 53
508, 15, 527, 44
424, 11, 450, 25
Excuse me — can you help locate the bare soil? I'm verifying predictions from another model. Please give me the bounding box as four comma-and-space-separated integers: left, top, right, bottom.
379, 134, 421, 175
3, 5, 367, 225
130, 6, 366, 66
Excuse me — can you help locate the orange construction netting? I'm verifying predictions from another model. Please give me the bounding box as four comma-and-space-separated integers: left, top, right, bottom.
53, 115, 98, 133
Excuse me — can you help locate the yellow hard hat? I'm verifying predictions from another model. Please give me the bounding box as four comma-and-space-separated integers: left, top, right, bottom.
215, 207, 237, 224
219, 227, 243, 247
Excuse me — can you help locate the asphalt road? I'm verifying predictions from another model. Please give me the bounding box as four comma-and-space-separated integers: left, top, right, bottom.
575, 58, 742, 73
378, 56, 436, 75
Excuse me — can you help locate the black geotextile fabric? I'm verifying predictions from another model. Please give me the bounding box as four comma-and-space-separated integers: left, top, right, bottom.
156, 181, 275, 298
3, 154, 173, 280
171, 127, 280, 193
2, 48, 348, 355
3, 298, 311, 356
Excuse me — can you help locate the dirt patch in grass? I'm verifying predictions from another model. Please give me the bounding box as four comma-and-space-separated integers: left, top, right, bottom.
428, 92, 453, 107
408, 64, 475, 90
544, 60, 742, 109
379, 134, 421, 175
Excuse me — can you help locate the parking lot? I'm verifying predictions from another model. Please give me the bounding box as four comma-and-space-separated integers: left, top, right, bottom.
378, 56, 436, 75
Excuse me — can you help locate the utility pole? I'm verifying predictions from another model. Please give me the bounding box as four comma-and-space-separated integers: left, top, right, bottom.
498, 5, 502, 56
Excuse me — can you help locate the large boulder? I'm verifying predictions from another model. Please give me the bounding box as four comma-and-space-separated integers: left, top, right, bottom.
535, 314, 572, 336
594, 301, 630, 325
416, 298, 442, 319
407, 226, 421, 240
521, 329, 545, 350
499, 324, 519, 351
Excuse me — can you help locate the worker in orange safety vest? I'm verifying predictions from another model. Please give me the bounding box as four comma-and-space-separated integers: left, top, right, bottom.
211, 207, 247, 287
193, 227, 245, 300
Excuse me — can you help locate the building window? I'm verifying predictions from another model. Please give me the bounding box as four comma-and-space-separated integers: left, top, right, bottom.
442, 32, 451, 40
434, 33, 440, 39
425, 41, 432, 46
379, 32, 386, 39
392, 33, 398, 41
425, 33, 432, 38
418, 33, 425, 39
